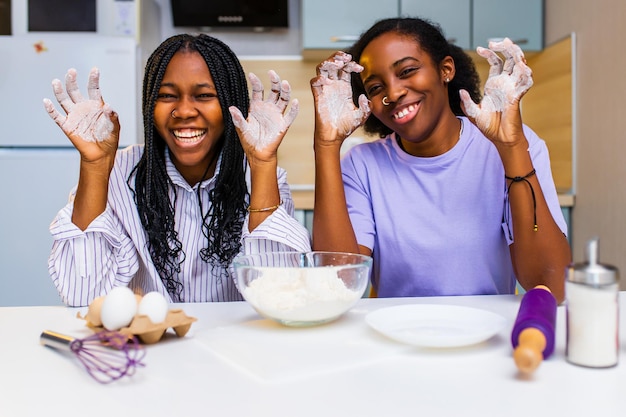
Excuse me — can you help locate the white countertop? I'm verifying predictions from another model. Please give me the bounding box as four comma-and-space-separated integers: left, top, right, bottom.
1, 294, 624, 417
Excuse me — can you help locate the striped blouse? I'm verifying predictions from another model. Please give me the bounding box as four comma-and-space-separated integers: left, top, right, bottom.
48, 145, 311, 306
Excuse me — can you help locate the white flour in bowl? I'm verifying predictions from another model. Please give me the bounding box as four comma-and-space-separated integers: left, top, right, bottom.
242, 266, 362, 322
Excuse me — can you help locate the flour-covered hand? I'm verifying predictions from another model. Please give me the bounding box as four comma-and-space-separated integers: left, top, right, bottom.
44, 67, 118, 145
229, 70, 298, 155
460, 38, 532, 143
310, 51, 370, 142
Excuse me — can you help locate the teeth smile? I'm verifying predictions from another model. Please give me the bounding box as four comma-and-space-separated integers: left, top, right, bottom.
393, 104, 417, 120
173, 129, 205, 143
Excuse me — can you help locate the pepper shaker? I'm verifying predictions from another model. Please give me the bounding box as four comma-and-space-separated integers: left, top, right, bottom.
566, 238, 619, 368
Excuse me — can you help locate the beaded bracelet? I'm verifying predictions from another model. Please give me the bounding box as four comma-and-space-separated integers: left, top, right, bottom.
247, 199, 283, 213
504, 169, 538, 239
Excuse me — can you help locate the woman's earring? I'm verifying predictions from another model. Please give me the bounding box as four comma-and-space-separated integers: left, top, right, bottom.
382, 96, 390, 106
445, 77, 450, 83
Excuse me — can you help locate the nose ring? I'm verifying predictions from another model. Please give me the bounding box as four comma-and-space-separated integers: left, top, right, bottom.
382, 96, 390, 106
171, 109, 178, 119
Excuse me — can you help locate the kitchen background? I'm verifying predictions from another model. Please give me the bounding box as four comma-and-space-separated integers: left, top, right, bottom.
0, 0, 624, 305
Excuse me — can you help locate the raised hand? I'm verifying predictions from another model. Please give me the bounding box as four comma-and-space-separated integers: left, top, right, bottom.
229, 70, 298, 161
460, 38, 533, 144
43, 67, 120, 162
310, 52, 370, 143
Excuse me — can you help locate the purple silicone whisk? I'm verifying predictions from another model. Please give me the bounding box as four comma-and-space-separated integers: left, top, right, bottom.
40, 330, 146, 384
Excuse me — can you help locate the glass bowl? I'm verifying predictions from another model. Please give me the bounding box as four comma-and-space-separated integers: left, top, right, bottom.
233, 251, 372, 327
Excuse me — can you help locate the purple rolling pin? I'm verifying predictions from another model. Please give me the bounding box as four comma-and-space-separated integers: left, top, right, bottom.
510, 285, 557, 373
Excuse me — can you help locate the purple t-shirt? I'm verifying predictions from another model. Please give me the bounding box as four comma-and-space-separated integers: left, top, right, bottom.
341, 117, 567, 297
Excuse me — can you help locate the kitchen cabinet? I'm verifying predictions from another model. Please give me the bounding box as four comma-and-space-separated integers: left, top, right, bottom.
301, 0, 397, 50
302, 0, 543, 52
301, 0, 469, 50
472, 0, 544, 51
400, 0, 471, 50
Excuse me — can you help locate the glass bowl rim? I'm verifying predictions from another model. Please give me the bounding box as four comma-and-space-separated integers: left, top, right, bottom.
232, 250, 373, 268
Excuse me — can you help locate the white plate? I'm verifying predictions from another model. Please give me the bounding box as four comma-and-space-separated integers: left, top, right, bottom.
365, 304, 508, 348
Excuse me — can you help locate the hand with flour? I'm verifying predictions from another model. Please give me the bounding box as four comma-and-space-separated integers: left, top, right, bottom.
229, 70, 298, 163
44, 67, 120, 231
310, 51, 370, 146
44, 67, 120, 163
460, 38, 533, 147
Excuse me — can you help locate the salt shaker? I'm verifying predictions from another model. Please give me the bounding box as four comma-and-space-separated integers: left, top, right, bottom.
566, 238, 619, 368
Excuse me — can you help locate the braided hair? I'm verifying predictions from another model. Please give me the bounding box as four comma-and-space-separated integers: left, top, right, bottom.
347, 17, 483, 138
128, 34, 249, 300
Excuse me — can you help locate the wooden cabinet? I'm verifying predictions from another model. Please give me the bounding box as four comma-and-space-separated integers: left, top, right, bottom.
302, 0, 543, 52
472, 0, 544, 51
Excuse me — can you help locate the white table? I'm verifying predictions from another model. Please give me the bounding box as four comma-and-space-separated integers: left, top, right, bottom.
1, 294, 624, 417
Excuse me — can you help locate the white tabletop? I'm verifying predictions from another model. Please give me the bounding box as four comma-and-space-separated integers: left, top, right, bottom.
1, 294, 624, 417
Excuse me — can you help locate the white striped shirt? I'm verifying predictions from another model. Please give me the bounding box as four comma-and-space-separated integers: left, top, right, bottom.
48, 145, 311, 306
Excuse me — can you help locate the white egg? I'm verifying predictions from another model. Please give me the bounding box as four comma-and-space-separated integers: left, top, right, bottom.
137, 291, 169, 324
100, 286, 138, 331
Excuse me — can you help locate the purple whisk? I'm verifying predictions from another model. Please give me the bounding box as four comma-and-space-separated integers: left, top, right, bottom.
40, 330, 146, 384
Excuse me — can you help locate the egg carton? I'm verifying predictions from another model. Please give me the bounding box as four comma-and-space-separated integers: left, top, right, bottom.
78, 309, 198, 344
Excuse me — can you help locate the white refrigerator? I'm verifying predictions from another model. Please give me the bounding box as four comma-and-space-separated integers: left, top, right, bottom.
0, 34, 139, 306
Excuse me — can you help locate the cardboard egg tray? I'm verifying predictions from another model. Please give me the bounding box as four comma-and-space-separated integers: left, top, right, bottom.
77, 309, 198, 344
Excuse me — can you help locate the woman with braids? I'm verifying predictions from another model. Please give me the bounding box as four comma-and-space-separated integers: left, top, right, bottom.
44, 34, 310, 306
310, 17, 571, 302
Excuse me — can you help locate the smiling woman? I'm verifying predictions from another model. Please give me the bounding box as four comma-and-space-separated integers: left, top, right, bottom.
310, 17, 571, 302
44, 33, 311, 306
153, 51, 225, 185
